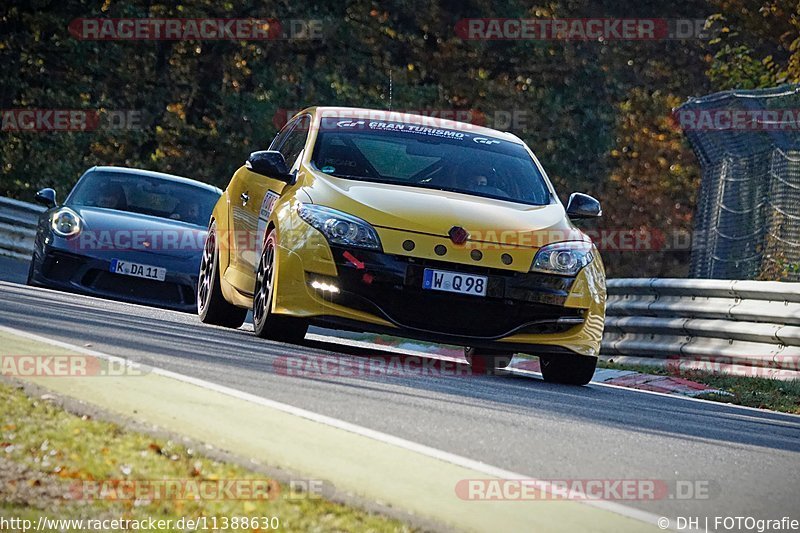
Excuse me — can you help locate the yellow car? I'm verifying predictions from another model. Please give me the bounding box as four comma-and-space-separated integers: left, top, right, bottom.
197, 107, 606, 384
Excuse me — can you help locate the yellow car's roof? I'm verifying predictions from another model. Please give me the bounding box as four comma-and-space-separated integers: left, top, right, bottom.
296, 106, 525, 145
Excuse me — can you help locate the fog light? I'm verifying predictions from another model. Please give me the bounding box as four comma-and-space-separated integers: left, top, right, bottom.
311, 280, 340, 293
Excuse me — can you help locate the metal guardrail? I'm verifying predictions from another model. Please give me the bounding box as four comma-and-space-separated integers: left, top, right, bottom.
602, 278, 800, 381
0, 197, 43, 261
1, 196, 798, 380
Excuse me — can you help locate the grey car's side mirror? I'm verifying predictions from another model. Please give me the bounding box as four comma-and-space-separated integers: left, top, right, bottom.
566, 192, 602, 219
34, 188, 57, 208
246, 151, 295, 184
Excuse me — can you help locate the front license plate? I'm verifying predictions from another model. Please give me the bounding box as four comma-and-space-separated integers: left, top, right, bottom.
110, 259, 166, 282
422, 268, 487, 297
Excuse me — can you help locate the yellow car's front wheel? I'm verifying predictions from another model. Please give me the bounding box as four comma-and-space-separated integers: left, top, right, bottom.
253, 231, 308, 343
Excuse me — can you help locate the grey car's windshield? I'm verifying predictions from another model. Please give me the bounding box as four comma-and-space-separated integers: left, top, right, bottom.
67, 171, 220, 226
311, 120, 552, 206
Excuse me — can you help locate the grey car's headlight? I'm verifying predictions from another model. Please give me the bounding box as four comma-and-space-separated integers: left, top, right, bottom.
530, 241, 594, 276
297, 204, 382, 250
51, 208, 82, 238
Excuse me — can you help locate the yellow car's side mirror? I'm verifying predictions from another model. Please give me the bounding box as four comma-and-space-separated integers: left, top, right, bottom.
246, 150, 295, 184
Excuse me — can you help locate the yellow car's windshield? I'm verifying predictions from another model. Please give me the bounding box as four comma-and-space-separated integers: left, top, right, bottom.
311, 120, 552, 206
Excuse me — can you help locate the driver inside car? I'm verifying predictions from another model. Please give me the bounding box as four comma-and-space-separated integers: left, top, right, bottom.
94, 183, 128, 210
457, 162, 509, 198
170, 199, 201, 224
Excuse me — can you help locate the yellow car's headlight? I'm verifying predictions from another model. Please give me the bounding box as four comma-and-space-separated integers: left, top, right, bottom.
530, 241, 594, 276
297, 204, 382, 250
51, 207, 82, 238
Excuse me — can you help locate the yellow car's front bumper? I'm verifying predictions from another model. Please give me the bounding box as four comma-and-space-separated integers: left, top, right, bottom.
268, 216, 606, 357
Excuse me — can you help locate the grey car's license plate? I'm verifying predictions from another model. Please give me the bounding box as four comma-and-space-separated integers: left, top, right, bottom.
110, 259, 166, 282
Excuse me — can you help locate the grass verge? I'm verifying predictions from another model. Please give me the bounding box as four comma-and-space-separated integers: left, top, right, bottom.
599, 361, 800, 414
0, 382, 413, 532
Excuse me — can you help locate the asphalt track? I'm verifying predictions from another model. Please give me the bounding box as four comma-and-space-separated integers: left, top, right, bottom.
0, 255, 799, 529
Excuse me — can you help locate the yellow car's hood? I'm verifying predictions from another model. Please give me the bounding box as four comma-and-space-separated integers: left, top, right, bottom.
303, 172, 582, 248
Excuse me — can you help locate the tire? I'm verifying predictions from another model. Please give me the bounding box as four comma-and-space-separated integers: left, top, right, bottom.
197, 221, 248, 328
539, 353, 597, 385
252, 230, 308, 343
465, 347, 513, 375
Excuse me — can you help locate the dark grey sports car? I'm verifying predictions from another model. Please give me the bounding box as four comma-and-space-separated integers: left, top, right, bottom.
28, 166, 221, 312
